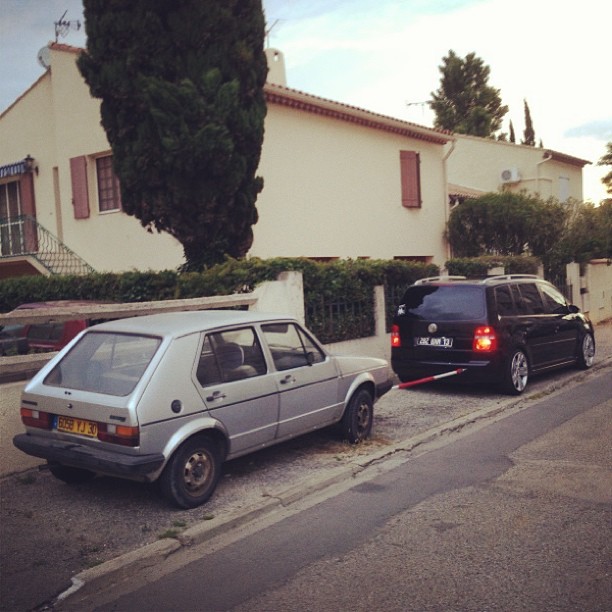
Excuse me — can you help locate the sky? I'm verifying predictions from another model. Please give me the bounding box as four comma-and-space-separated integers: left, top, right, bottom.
1, 0, 610, 202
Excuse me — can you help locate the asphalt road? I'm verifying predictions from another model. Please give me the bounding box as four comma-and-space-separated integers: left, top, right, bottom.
65, 369, 612, 611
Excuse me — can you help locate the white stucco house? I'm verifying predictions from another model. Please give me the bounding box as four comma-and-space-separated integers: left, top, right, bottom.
0, 43, 589, 279
447, 133, 589, 205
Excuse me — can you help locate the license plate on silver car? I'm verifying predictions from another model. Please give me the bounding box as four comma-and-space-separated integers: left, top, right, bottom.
415, 336, 453, 348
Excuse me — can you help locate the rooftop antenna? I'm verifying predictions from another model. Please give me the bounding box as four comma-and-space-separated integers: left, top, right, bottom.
54, 10, 81, 42
265, 19, 280, 48
406, 100, 429, 119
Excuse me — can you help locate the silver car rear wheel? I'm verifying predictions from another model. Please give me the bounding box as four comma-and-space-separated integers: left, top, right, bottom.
160, 435, 221, 509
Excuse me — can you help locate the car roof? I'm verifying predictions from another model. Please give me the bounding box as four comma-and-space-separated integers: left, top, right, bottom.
411, 274, 542, 288
88, 310, 297, 338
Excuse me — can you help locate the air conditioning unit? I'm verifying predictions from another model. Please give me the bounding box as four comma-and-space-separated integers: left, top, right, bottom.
500, 168, 520, 184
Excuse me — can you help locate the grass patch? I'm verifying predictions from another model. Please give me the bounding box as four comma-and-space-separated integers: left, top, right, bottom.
16, 473, 37, 485
158, 529, 183, 539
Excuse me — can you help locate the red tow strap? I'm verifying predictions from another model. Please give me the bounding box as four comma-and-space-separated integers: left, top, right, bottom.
394, 368, 466, 390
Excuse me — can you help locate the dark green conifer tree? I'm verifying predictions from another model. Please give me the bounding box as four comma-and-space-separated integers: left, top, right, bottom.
509, 120, 516, 143
78, 0, 268, 269
521, 99, 536, 146
429, 50, 508, 137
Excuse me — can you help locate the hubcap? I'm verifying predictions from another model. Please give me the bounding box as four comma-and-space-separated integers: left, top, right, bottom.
356, 401, 371, 434
582, 335, 595, 366
511, 352, 528, 391
183, 451, 211, 494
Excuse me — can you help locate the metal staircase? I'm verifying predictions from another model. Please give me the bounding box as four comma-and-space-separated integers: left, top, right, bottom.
0, 215, 95, 276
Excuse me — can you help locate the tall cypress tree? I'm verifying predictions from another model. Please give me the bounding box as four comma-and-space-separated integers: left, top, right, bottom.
509, 120, 516, 143
78, 0, 268, 270
522, 99, 536, 146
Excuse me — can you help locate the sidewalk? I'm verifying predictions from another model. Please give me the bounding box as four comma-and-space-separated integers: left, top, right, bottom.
1, 319, 610, 611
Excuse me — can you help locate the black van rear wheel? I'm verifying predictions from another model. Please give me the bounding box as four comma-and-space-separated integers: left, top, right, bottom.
501, 348, 529, 395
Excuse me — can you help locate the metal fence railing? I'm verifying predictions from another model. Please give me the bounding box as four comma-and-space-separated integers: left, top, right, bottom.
0, 215, 95, 276
546, 272, 572, 302
306, 296, 375, 344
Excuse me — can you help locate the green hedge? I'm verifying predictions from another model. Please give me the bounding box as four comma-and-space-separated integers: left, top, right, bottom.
0, 258, 439, 343
0, 258, 440, 311
2, 257, 540, 342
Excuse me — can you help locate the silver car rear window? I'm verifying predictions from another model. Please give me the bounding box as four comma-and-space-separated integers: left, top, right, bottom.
44, 332, 162, 396
399, 286, 486, 320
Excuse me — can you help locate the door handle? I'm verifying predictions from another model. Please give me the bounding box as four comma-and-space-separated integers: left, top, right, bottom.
280, 374, 296, 385
206, 390, 226, 402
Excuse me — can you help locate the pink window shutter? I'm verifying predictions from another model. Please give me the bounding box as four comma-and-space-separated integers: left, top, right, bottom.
70, 156, 90, 219
400, 151, 422, 208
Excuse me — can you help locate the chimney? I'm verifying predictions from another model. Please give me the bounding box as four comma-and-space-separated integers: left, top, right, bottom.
265, 48, 287, 87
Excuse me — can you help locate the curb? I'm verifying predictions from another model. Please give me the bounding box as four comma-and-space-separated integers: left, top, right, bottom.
56, 358, 612, 608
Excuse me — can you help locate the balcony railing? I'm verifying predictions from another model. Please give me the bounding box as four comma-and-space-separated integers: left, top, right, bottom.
0, 215, 95, 276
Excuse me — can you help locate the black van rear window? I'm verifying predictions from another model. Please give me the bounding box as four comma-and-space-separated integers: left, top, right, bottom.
398, 286, 485, 320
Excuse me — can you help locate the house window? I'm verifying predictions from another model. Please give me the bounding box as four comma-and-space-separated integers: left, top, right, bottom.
96, 156, 122, 212
0, 180, 24, 255
399, 150, 421, 208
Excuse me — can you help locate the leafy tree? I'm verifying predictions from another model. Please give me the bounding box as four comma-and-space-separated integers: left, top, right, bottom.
78, 0, 268, 270
447, 194, 611, 278
429, 50, 508, 137
521, 99, 535, 146
597, 141, 612, 194
447, 192, 546, 257
563, 200, 612, 261
446, 192, 571, 275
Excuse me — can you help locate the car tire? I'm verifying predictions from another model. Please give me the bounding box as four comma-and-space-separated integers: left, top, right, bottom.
48, 463, 96, 484
339, 388, 373, 444
501, 348, 529, 395
159, 435, 221, 509
576, 332, 595, 369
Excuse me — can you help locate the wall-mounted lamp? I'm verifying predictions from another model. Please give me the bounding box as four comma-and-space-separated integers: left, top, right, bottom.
24, 154, 38, 175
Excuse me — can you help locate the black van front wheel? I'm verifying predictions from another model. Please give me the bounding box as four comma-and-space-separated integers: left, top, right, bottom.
576, 333, 595, 369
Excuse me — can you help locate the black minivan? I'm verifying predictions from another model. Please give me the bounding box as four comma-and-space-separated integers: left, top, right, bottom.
391, 275, 595, 394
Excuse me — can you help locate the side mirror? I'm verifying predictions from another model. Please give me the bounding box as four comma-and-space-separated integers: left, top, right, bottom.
568, 304, 580, 314
306, 351, 316, 366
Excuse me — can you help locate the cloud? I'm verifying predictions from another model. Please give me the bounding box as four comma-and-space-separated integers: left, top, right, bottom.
565, 120, 612, 141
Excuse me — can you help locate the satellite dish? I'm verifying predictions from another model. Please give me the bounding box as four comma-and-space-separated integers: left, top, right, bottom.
37, 46, 51, 69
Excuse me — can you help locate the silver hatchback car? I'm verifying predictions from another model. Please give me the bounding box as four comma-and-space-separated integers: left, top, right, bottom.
14, 311, 392, 508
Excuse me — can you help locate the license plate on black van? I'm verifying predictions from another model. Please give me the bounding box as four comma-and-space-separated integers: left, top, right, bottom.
415, 336, 453, 348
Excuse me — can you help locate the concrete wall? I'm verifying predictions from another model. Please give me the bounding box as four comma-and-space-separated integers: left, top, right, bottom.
567, 260, 612, 324
1, 382, 40, 476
